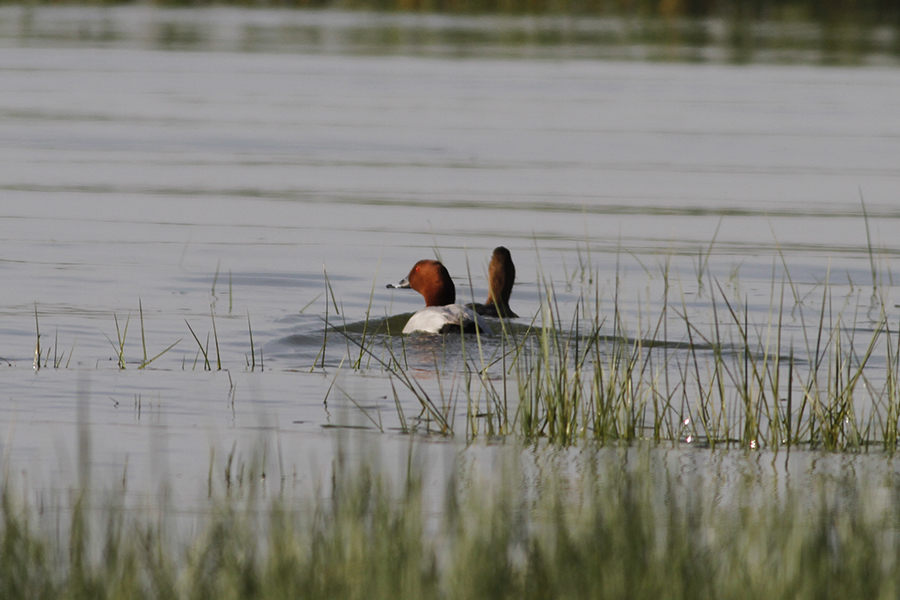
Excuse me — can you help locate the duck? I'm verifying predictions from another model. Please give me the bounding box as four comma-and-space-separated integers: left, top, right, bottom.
469, 246, 519, 319
387, 259, 492, 335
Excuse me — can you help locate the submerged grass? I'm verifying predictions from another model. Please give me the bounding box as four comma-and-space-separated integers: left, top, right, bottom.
2, 444, 899, 600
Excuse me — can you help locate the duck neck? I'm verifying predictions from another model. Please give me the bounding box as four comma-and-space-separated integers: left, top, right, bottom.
425, 279, 456, 306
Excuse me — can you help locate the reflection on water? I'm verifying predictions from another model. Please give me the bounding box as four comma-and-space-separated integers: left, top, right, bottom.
1, 6, 898, 65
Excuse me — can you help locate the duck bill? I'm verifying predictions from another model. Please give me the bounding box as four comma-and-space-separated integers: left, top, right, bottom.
386, 277, 411, 289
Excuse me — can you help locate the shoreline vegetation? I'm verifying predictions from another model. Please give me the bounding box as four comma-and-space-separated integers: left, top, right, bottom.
2, 3, 898, 65
3, 442, 900, 599
3, 0, 897, 21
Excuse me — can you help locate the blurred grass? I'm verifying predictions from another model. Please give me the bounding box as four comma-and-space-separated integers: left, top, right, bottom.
3, 1, 896, 65
10, 0, 896, 22
2, 443, 900, 599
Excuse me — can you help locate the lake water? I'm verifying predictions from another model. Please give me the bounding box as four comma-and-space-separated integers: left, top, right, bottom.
1, 6, 900, 508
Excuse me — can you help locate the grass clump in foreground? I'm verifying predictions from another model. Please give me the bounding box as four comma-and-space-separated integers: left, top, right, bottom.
2, 445, 900, 600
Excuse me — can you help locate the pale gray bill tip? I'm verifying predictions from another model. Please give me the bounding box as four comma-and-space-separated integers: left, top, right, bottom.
386, 278, 410, 289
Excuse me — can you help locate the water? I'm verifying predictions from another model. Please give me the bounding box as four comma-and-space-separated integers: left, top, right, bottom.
1, 6, 900, 506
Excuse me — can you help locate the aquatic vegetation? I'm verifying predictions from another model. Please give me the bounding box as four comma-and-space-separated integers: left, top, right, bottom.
14, 0, 894, 23
185, 306, 225, 371
1, 444, 899, 599
338, 250, 900, 452
23, 244, 900, 453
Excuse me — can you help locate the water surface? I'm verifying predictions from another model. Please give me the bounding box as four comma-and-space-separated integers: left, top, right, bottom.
1, 6, 900, 504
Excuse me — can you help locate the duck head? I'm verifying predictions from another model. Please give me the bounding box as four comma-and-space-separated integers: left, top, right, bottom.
485, 246, 517, 317
387, 259, 456, 307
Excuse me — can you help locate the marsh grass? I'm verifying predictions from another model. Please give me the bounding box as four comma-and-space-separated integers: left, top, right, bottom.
32, 306, 74, 370
333, 250, 900, 452
138, 300, 182, 370
20, 249, 900, 452
185, 305, 228, 371
2, 443, 900, 600
508, 268, 896, 451
246, 310, 263, 371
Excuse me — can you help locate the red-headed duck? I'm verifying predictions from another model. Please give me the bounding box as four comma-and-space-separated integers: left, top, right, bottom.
469, 246, 519, 319
387, 259, 492, 335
